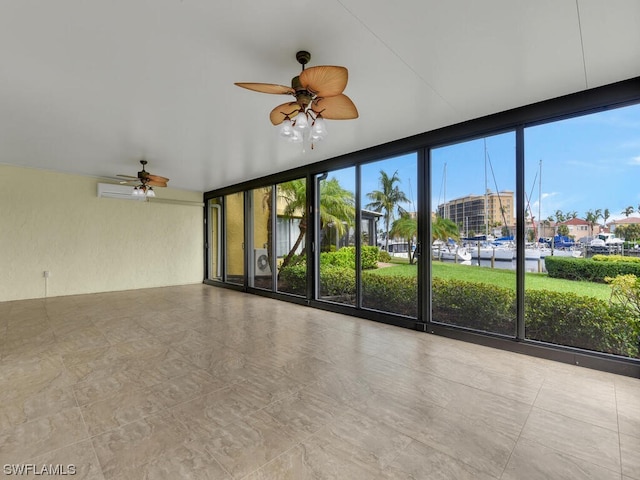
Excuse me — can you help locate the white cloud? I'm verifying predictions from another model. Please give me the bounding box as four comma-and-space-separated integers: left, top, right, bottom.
629, 156, 640, 165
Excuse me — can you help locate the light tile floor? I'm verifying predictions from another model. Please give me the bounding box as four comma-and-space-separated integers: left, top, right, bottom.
1, 284, 639, 479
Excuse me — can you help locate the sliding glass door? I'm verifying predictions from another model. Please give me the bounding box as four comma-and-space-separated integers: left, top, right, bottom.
316, 168, 356, 305
224, 192, 245, 285
361, 153, 418, 317
430, 133, 517, 335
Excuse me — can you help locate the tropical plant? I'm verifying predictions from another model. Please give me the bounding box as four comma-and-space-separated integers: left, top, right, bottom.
365, 170, 409, 252
585, 209, 601, 237
432, 215, 460, 243
616, 224, 640, 243
278, 177, 355, 270
602, 208, 610, 228
622, 206, 635, 217
557, 224, 570, 237
261, 186, 273, 268
390, 214, 417, 264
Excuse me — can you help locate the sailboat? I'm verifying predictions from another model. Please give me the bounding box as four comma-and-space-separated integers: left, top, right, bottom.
527, 160, 582, 259
432, 162, 472, 262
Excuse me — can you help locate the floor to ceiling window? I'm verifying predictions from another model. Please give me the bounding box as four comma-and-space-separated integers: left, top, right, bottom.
361, 153, 418, 317
316, 167, 356, 306
249, 187, 273, 290
524, 103, 640, 359
207, 197, 222, 282
225, 192, 245, 286
430, 132, 517, 336
276, 178, 307, 296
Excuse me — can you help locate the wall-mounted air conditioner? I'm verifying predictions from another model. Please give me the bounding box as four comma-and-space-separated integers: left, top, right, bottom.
97, 183, 145, 201
254, 248, 271, 276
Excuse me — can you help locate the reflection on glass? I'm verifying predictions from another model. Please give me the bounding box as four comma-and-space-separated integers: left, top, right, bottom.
225, 192, 244, 285
361, 154, 418, 317
250, 187, 273, 290
276, 179, 307, 296
317, 168, 356, 305
431, 133, 516, 335
524, 103, 640, 359
208, 197, 222, 281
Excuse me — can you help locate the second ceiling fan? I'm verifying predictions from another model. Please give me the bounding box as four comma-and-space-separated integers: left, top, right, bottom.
235, 51, 358, 146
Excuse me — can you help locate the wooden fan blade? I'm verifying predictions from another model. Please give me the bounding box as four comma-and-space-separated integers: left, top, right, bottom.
148, 180, 168, 187
269, 102, 302, 125
119, 180, 137, 185
147, 174, 169, 183
312, 94, 358, 120
235, 82, 295, 95
299, 66, 348, 97
116, 174, 138, 179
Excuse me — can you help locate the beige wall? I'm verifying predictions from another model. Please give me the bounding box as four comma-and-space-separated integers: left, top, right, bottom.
0, 165, 203, 301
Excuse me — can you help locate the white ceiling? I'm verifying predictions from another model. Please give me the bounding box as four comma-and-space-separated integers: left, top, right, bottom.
1, 1, 639, 192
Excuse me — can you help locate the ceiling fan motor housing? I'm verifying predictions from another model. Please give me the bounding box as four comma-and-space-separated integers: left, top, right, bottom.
296, 50, 311, 67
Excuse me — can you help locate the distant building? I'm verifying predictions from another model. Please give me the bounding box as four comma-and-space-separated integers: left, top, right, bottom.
607, 216, 640, 233
558, 217, 591, 242
437, 190, 514, 236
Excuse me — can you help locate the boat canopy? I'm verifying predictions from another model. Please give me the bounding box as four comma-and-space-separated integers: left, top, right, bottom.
540, 235, 576, 248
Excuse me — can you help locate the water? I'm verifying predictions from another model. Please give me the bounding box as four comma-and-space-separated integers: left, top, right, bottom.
441, 258, 546, 273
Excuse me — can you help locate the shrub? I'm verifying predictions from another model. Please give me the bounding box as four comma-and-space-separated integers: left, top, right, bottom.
546, 256, 640, 283
320, 267, 355, 298
318, 246, 379, 270
432, 278, 515, 335
525, 289, 638, 357
277, 262, 306, 295
361, 246, 380, 269
593, 254, 640, 264
362, 272, 417, 316
378, 249, 392, 263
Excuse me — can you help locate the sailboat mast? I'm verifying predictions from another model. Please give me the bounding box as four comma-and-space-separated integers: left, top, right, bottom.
484, 139, 488, 236
443, 162, 447, 219
538, 159, 542, 240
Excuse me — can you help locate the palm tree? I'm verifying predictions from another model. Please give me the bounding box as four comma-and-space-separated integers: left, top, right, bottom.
622, 206, 635, 217
278, 177, 355, 270
602, 208, 610, 229
432, 216, 460, 243
390, 215, 417, 264
366, 170, 409, 252
585, 210, 597, 237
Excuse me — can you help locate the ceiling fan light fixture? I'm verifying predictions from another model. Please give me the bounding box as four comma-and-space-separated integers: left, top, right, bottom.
289, 129, 304, 143
279, 117, 294, 138
293, 112, 308, 130
311, 116, 327, 140
146, 187, 155, 198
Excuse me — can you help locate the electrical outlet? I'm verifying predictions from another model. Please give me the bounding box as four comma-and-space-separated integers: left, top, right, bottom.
43, 271, 50, 278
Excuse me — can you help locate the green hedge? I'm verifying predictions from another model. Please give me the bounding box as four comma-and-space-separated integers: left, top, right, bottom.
524, 290, 637, 356
592, 254, 640, 263
319, 246, 380, 270
362, 272, 417, 316
546, 256, 640, 283
278, 263, 639, 357
432, 278, 515, 335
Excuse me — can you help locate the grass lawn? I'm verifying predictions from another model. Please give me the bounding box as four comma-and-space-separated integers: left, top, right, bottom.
369, 261, 612, 301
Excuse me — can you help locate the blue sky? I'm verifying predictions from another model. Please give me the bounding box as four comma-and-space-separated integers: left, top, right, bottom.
328, 102, 640, 224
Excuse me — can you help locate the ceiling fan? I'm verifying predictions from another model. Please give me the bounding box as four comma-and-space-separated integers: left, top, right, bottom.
235, 51, 358, 146
116, 160, 169, 198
